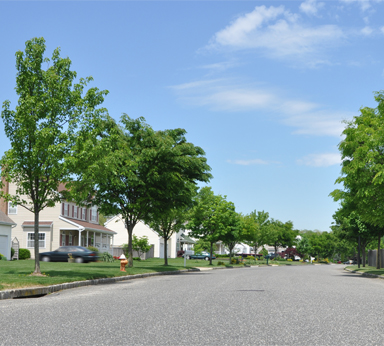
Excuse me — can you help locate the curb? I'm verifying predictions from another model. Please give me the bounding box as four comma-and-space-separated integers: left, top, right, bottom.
0, 268, 200, 300
344, 267, 384, 280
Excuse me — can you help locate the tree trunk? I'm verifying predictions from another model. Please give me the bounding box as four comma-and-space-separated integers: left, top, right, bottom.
358, 235, 361, 269
164, 237, 168, 266
210, 242, 213, 265
362, 247, 366, 267
377, 233, 381, 270
33, 209, 41, 275
126, 219, 133, 268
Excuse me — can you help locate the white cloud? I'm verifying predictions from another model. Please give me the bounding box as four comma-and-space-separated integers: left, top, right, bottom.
206, 5, 344, 63
300, 0, 325, 16
380, 26, 384, 34
227, 159, 271, 166
361, 26, 374, 35
297, 153, 341, 167
171, 79, 352, 137
339, 0, 373, 12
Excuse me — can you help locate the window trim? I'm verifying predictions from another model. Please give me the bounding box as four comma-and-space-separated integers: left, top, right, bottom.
27, 232, 46, 248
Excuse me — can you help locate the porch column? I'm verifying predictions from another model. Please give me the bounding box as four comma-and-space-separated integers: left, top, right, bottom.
78, 230, 82, 246
86, 231, 89, 247
94, 232, 96, 246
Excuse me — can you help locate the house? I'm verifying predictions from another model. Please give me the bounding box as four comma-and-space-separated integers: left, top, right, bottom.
0, 181, 116, 259
105, 215, 194, 259
0, 210, 16, 260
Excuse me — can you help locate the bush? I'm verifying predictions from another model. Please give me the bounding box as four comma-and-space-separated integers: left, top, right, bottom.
0, 253, 3, 259
133, 257, 141, 261
11, 247, 15, 258
231, 258, 240, 264
217, 261, 226, 266
1, 256, 7, 261
101, 252, 114, 262
246, 256, 255, 260
216, 254, 229, 258
287, 258, 293, 262
87, 246, 99, 256
19, 248, 31, 260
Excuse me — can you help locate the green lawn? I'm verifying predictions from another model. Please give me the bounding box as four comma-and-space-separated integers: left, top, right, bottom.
346, 265, 384, 276
0, 257, 224, 290
0, 257, 314, 291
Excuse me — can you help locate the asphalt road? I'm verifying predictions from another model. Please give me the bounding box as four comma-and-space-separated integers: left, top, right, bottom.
1, 265, 384, 346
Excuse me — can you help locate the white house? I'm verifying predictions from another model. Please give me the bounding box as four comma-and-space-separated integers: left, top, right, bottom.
0, 210, 16, 260
105, 215, 195, 259
0, 181, 116, 259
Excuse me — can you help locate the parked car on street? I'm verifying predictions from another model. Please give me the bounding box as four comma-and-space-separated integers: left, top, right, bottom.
189, 252, 216, 260
39, 246, 99, 263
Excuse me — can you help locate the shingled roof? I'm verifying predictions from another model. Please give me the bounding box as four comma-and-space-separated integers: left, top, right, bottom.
0, 210, 16, 225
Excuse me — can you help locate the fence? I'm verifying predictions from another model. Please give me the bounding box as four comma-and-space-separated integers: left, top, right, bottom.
368, 249, 384, 267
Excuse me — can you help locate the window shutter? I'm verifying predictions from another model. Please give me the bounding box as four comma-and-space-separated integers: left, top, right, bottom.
62, 203, 64, 216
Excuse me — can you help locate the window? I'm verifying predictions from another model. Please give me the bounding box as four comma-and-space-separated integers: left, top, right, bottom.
64, 203, 68, 216
27, 233, 46, 248
74, 207, 78, 219
68, 232, 73, 246
91, 206, 97, 222
8, 202, 17, 215
61, 233, 66, 246
82, 208, 86, 220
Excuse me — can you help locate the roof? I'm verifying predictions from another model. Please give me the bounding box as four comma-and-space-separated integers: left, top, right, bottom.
0, 210, 16, 226
180, 234, 196, 244
61, 217, 117, 234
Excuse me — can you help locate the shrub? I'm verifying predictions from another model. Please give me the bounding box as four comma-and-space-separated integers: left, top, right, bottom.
287, 258, 293, 262
87, 246, 99, 256
0, 253, 3, 259
11, 248, 15, 258
1, 256, 7, 261
101, 252, 114, 262
19, 248, 31, 260
246, 256, 255, 260
217, 261, 226, 266
133, 257, 141, 261
231, 258, 240, 264
216, 254, 230, 258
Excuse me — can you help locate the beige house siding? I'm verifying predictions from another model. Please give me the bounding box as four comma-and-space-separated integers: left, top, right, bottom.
2, 182, 115, 259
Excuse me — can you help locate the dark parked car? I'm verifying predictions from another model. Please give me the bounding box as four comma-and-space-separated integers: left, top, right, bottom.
39, 246, 99, 263
189, 252, 216, 260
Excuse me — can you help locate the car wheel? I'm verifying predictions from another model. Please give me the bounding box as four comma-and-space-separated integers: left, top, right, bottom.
42, 256, 50, 262
75, 257, 84, 263
204, 257, 209, 261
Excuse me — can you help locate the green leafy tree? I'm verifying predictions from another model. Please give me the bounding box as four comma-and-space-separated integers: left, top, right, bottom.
331, 91, 384, 268
242, 210, 269, 255
265, 219, 298, 256
149, 206, 189, 266
220, 209, 242, 264
188, 187, 236, 265
0, 37, 108, 275
67, 115, 211, 267
193, 238, 211, 253
131, 235, 151, 259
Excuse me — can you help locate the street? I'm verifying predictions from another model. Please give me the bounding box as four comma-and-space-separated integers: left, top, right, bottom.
1, 265, 383, 346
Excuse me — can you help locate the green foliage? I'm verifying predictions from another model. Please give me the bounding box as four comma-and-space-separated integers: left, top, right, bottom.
131, 235, 151, 259
261, 247, 268, 257
133, 257, 141, 261
217, 261, 226, 266
101, 252, 114, 262
87, 246, 99, 257
11, 248, 14, 258
193, 239, 211, 253
242, 210, 269, 253
0, 253, 3, 259
246, 256, 255, 260
0, 37, 108, 275
19, 249, 31, 260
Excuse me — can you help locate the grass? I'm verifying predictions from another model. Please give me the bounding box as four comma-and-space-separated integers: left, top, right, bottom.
0, 257, 224, 290
346, 265, 384, 276
0, 257, 315, 291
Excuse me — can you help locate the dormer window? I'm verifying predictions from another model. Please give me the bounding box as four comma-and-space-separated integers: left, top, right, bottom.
74, 207, 78, 219
82, 208, 86, 220
91, 206, 97, 222
63, 203, 68, 217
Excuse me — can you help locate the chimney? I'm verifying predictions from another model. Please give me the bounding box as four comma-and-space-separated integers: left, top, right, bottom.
0, 174, 9, 215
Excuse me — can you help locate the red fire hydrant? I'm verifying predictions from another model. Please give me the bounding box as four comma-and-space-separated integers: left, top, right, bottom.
119, 254, 128, 272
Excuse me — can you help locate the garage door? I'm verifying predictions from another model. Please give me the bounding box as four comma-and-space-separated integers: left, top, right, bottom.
0, 235, 8, 258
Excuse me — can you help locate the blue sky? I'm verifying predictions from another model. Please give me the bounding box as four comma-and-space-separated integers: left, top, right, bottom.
1, 0, 383, 232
